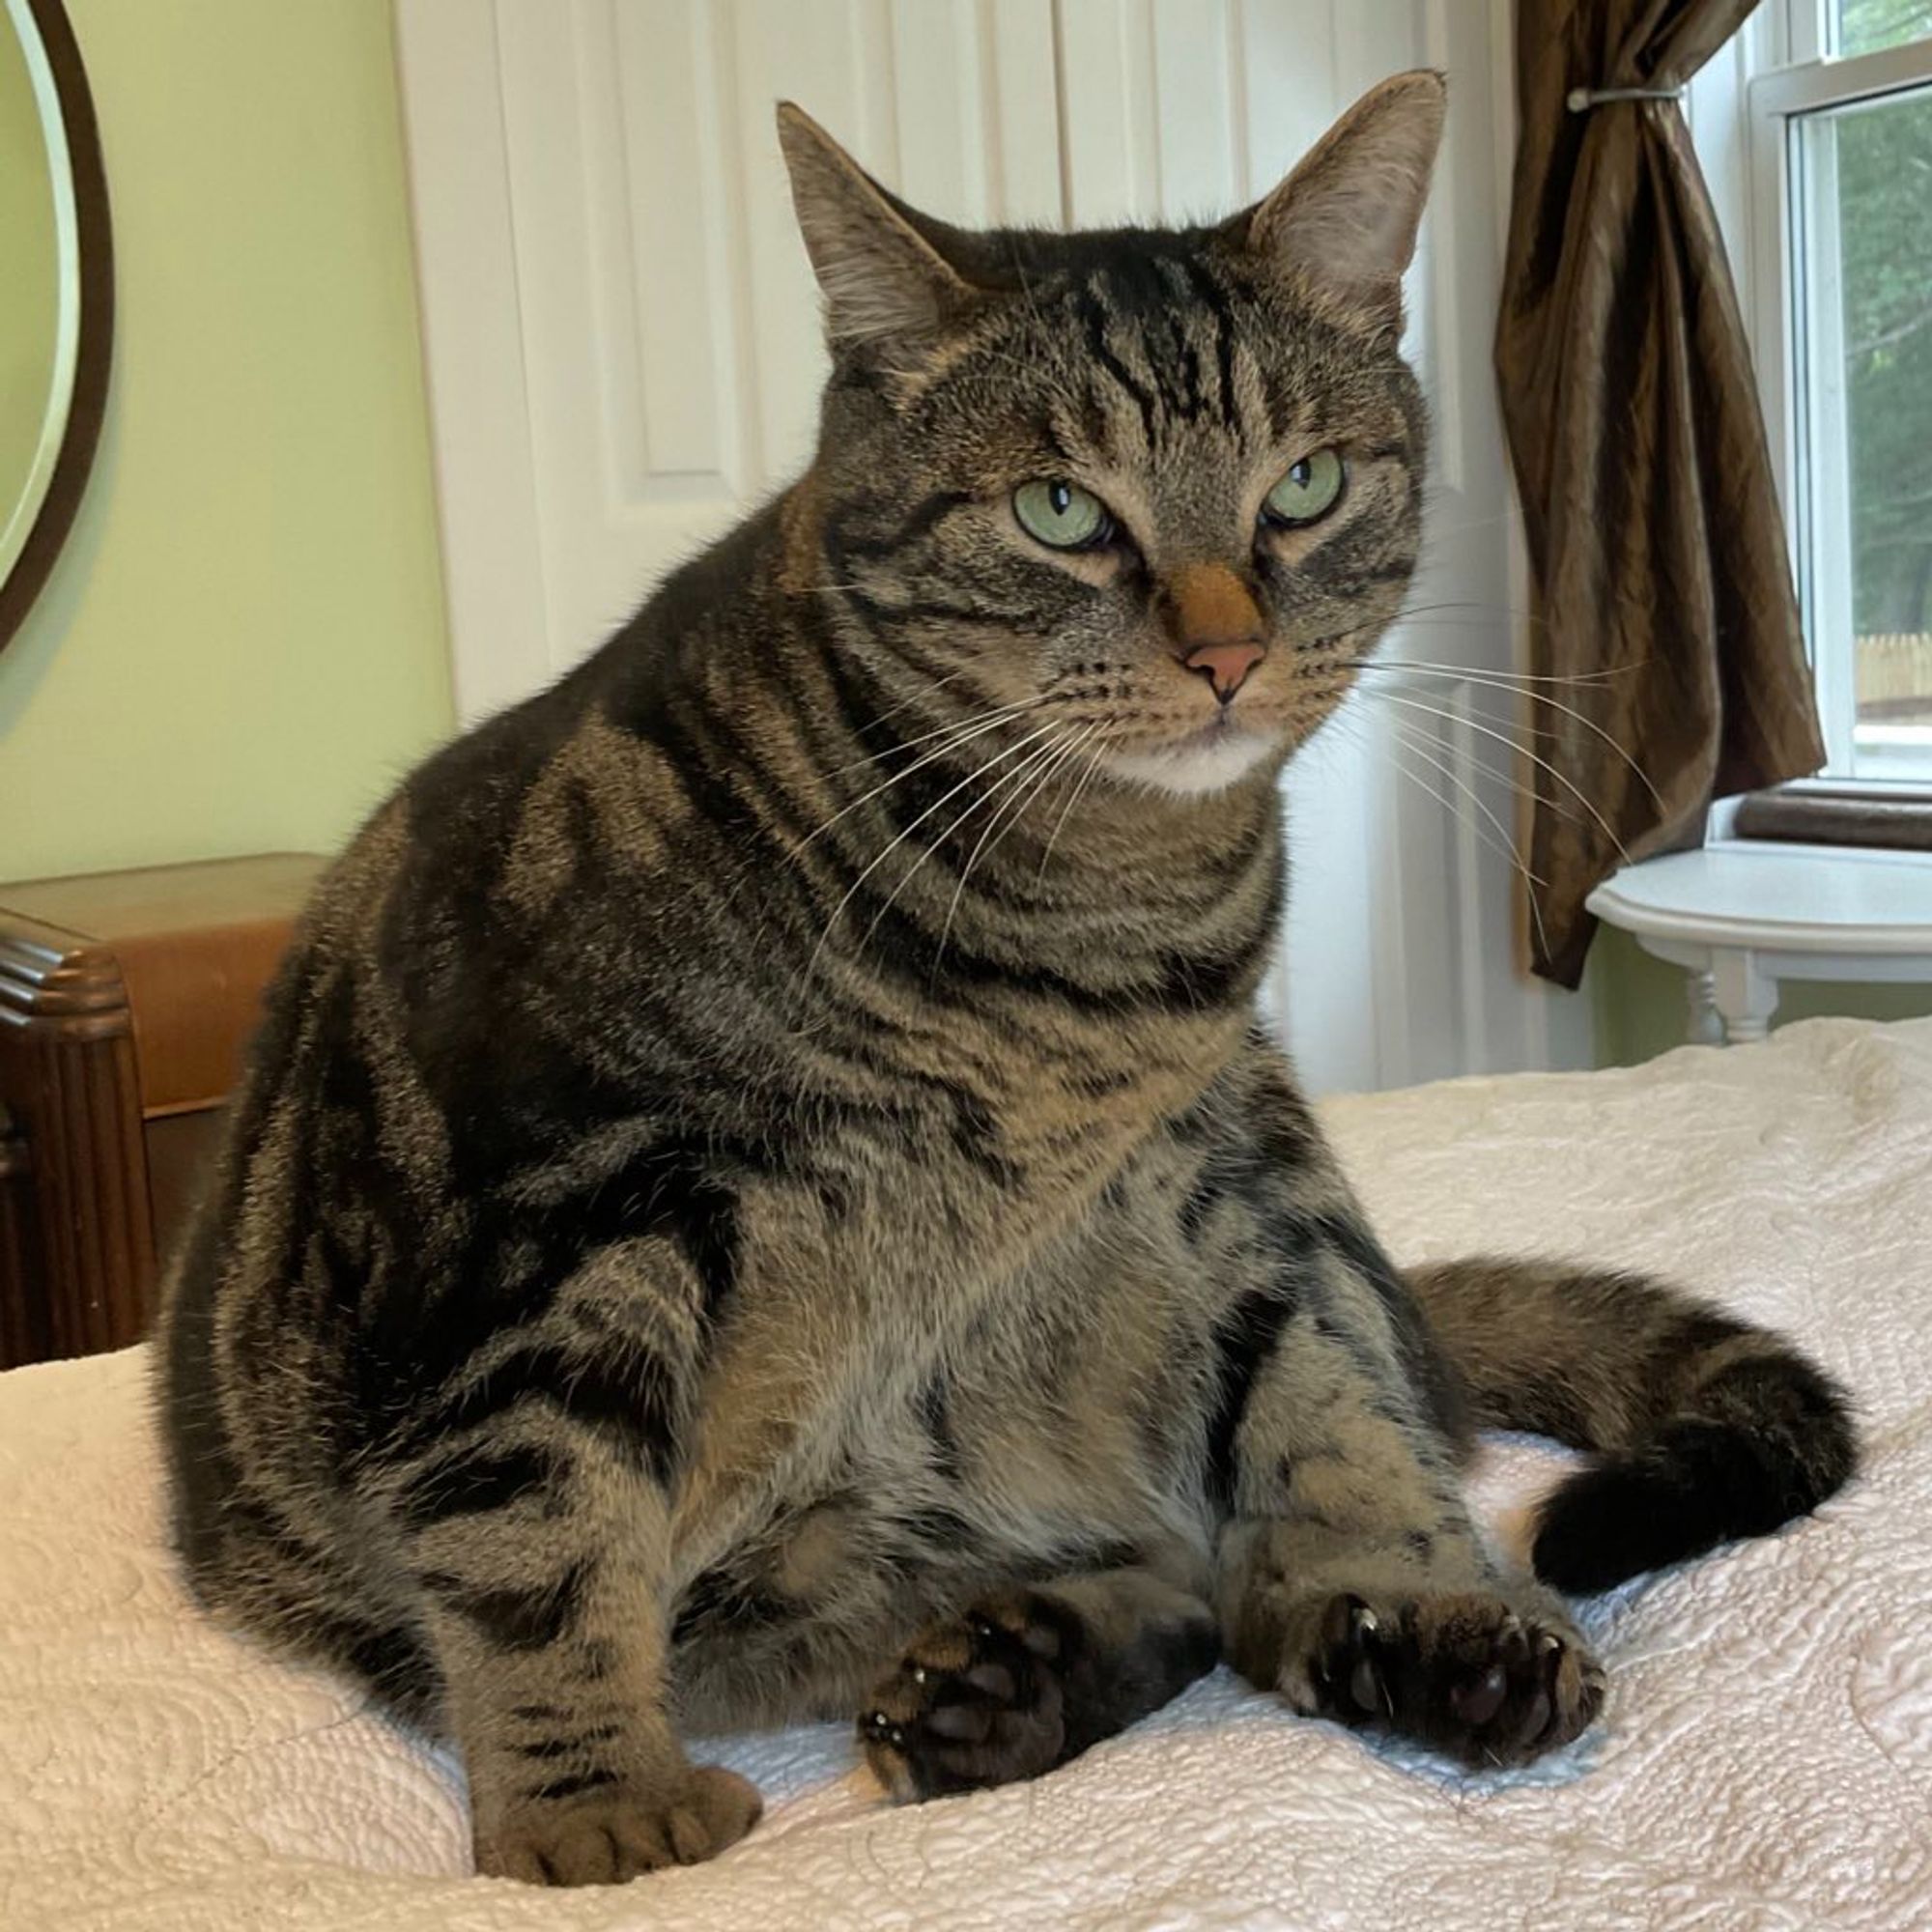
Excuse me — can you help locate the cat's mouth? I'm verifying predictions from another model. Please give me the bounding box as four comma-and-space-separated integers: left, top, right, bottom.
1102, 708, 1280, 796
1157, 709, 1260, 753
1056, 639, 1365, 795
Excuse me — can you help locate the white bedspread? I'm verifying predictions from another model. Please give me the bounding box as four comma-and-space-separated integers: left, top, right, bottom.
4, 1017, 1930, 1932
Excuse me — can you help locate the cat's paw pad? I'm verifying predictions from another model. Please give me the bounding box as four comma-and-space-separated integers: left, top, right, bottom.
859, 1592, 1076, 1801
476, 1764, 761, 1886
1313, 1591, 1604, 1767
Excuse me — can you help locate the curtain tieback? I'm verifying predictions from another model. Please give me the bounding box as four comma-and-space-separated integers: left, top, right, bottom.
1566, 83, 1687, 111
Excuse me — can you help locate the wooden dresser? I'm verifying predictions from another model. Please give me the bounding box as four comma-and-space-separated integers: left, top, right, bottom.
0, 854, 324, 1367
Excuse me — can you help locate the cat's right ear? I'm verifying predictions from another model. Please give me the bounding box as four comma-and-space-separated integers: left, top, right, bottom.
777, 103, 974, 356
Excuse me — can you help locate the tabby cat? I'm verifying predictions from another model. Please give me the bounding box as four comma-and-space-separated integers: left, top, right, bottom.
158, 73, 1856, 1888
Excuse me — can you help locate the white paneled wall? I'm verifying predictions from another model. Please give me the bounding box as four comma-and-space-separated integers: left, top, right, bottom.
395, 0, 1589, 1092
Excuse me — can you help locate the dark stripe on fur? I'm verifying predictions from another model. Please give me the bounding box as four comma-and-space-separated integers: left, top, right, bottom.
526, 1768, 620, 1804
1180, 258, 1240, 432
670, 1565, 792, 1647
830, 489, 975, 562
1311, 1213, 1467, 1444
1178, 1174, 1221, 1245
420, 1560, 590, 1651
916, 1368, 966, 1480
826, 858, 1274, 1023
514, 1723, 622, 1761
395, 1336, 682, 1483
1203, 1278, 1301, 1505
1075, 287, 1159, 450
397, 1442, 560, 1530
302, 1604, 440, 1723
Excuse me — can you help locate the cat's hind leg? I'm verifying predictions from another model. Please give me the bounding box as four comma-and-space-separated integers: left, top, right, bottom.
859, 1565, 1219, 1800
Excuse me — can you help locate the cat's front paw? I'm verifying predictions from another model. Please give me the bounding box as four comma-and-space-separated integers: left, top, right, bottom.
474, 1763, 761, 1886
859, 1592, 1076, 1801
1303, 1591, 1604, 1767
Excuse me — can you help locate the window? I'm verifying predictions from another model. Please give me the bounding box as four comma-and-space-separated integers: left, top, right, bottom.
1834, 0, 1932, 56
1749, 2, 1932, 788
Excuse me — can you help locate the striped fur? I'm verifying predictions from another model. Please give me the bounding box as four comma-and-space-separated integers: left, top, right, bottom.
157, 76, 1854, 1887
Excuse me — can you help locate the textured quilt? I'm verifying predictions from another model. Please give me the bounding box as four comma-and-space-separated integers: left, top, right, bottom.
3, 1016, 1928, 1930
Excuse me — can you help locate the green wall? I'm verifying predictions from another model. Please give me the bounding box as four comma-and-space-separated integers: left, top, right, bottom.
1590, 926, 1932, 1065
0, 0, 452, 883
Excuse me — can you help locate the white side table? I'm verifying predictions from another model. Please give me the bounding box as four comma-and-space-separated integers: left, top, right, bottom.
1586, 843, 1932, 1044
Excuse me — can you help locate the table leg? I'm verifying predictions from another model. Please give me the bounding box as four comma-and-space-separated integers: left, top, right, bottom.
1710, 949, 1778, 1045
1684, 969, 1724, 1046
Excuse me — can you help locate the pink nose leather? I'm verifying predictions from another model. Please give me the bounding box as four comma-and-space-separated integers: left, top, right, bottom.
1182, 639, 1265, 702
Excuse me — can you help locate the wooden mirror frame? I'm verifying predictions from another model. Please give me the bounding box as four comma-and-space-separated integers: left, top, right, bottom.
0, 0, 112, 657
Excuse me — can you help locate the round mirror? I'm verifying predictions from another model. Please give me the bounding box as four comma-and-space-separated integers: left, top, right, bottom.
0, 0, 110, 654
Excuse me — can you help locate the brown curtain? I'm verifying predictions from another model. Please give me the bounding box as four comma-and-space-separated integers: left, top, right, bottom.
1494, 0, 1825, 987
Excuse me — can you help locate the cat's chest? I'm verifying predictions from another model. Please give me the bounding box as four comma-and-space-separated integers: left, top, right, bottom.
863, 1002, 1243, 1199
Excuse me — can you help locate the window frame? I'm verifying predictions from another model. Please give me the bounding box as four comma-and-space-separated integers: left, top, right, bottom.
1743, 2, 1932, 796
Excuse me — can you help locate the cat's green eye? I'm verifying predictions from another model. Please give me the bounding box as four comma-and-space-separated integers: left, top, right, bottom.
1262, 447, 1346, 527
1012, 479, 1112, 551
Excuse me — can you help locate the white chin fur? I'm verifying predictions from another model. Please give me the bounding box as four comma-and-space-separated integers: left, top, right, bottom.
1103, 729, 1278, 796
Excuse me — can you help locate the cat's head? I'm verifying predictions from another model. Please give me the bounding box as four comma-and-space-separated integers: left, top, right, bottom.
779, 73, 1444, 798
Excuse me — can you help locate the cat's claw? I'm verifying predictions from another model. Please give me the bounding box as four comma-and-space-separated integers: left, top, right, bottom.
1310, 1590, 1603, 1766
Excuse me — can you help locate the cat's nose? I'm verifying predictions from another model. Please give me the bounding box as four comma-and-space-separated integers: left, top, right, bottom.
1182, 639, 1266, 703
1163, 563, 1266, 702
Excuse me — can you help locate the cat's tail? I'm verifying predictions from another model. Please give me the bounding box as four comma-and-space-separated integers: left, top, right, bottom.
1405, 1260, 1857, 1595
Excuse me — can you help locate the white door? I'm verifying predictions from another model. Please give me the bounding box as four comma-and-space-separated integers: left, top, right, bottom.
395, 0, 1060, 722
395, 0, 1589, 1091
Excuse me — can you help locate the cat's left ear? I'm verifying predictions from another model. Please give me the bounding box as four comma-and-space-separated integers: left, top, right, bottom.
1231, 70, 1446, 324
777, 102, 977, 357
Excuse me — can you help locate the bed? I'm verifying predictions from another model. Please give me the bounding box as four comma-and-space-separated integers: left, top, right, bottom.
4, 1017, 1928, 1931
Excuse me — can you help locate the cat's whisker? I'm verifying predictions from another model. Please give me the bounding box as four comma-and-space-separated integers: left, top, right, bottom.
824, 694, 1047, 779
876, 730, 1075, 965
1375, 696, 1600, 840
972, 724, 1098, 880
1354, 662, 1664, 809
1036, 733, 1114, 883
800, 701, 1049, 848
1386, 623, 1636, 668
838, 661, 982, 736
930, 729, 1084, 975
807, 721, 1065, 976
1356, 687, 1635, 868
1408, 502, 1525, 544
1382, 651, 1635, 688
1368, 648, 1638, 693
1393, 578, 1667, 642
1359, 689, 1601, 847
1332, 708, 1553, 964
1385, 724, 1555, 957
1386, 622, 1617, 656
1398, 711, 1597, 836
